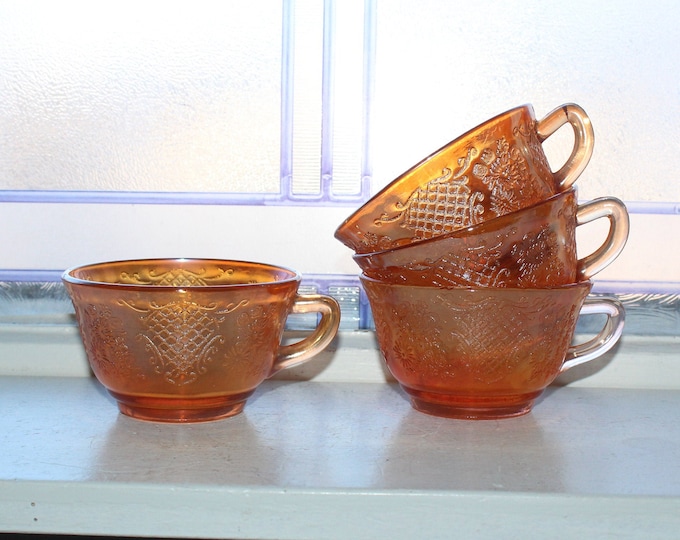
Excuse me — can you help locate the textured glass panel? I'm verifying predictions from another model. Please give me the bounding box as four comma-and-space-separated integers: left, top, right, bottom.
329, 0, 369, 196
290, 0, 325, 195
289, 0, 371, 199
328, 285, 361, 331
0, 0, 282, 193
3, 279, 679, 335
372, 0, 680, 203
0, 282, 72, 320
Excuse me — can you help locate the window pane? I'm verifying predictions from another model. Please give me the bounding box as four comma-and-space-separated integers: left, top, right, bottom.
372, 0, 680, 203
0, 0, 282, 193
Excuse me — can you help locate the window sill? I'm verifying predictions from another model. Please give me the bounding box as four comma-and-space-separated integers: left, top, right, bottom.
1, 327, 679, 538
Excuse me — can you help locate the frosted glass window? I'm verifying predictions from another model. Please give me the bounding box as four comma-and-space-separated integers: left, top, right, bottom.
0, 0, 372, 203
371, 0, 680, 206
327, 0, 371, 197
0, 0, 283, 194
1, 0, 679, 303
289, 0, 325, 195
287, 0, 371, 199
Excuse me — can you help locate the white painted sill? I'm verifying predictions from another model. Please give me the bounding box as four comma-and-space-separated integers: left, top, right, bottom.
1, 321, 679, 539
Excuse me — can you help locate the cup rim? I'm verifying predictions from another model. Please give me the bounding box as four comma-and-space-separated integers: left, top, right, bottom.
61, 258, 302, 290
334, 103, 534, 242
359, 272, 593, 293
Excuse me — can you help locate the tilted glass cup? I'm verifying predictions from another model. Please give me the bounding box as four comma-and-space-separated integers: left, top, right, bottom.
336, 103, 594, 253
63, 258, 341, 423
353, 189, 629, 288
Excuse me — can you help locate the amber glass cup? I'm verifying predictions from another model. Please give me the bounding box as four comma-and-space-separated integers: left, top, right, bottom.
353, 190, 629, 288
361, 275, 624, 419
63, 259, 341, 423
335, 103, 594, 253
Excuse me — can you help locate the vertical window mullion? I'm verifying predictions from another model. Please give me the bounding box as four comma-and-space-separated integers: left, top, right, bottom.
290, 0, 325, 195
328, 0, 369, 197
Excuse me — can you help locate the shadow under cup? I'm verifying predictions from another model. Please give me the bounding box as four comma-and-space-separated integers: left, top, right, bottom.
63, 259, 341, 423
361, 276, 625, 419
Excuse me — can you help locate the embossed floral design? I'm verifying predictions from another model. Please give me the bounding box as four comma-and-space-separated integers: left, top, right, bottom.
403, 171, 486, 240
510, 225, 565, 287
527, 302, 578, 384
77, 303, 138, 380
371, 302, 396, 363
428, 234, 511, 288
373, 149, 487, 242
119, 266, 234, 287
223, 303, 283, 380
472, 137, 546, 217
514, 120, 552, 180
121, 298, 248, 386
141, 300, 223, 385
439, 295, 534, 383
359, 230, 400, 252
372, 299, 448, 376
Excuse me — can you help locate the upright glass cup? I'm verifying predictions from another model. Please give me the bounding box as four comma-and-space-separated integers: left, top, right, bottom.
361, 275, 624, 419
63, 258, 341, 423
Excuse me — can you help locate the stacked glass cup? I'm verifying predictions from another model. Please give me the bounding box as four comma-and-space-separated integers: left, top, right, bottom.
335, 103, 628, 419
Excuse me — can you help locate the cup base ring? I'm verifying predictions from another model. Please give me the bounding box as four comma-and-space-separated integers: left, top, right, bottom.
404, 387, 543, 420
109, 389, 254, 423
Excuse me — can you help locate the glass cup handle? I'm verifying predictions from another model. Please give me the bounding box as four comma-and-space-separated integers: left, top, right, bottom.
269, 294, 341, 376
576, 196, 630, 281
560, 298, 625, 373
536, 103, 595, 190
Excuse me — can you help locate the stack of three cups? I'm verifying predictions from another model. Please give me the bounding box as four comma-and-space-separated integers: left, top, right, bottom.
335, 104, 629, 419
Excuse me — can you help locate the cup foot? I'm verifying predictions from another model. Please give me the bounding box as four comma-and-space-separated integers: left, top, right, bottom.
109, 390, 254, 423
404, 387, 543, 420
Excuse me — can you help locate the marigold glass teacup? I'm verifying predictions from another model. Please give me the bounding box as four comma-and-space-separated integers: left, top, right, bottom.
63, 258, 341, 423
335, 103, 594, 253
361, 275, 624, 419
353, 190, 629, 288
